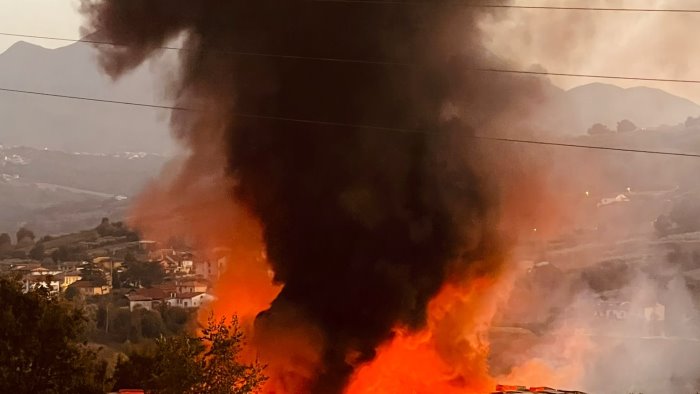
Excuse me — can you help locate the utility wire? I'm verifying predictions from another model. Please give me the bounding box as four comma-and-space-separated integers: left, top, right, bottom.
0, 32, 412, 67
479, 68, 700, 84
5, 32, 700, 84
0, 86, 191, 111
311, 0, 700, 13
475, 136, 700, 158
2, 84, 699, 159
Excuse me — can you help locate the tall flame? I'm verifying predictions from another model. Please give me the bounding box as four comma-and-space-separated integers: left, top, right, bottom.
346, 276, 504, 394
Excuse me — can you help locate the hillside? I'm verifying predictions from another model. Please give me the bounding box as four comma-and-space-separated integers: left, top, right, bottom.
0, 145, 165, 235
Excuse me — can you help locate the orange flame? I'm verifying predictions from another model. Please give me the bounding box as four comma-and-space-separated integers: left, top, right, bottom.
200, 209, 281, 325
345, 272, 513, 394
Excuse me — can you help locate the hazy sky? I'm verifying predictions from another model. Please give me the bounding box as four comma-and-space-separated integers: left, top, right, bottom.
3, 0, 700, 103
482, 0, 700, 102
0, 0, 81, 52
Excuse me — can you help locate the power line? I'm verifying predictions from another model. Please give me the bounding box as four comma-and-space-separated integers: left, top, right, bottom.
475, 136, 700, 158
6, 31, 700, 84
0, 86, 191, 112
1, 84, 699, 159
478, 68, 700, 84
0, 32, 411, 67
311, 0, 700, 13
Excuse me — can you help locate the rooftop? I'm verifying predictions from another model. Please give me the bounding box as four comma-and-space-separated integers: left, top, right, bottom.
70, 280, 102, 289
128, 287, 170, 300
127, 295, 153, 302
176, 292, 205, 299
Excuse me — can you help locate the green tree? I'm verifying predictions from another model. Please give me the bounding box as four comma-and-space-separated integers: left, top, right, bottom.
154, 335, 203, 393
0, 233, 11, 258
64, 285, 81, 301
81, 263, 109, 286
110, 308, 136, 342
96, 217, 118, 237
124, 251, 137, 264
29, 242, 46, 261
669, 196, 700, 233
51, 244, 89, 263
52, 245, 70, 263
112, 314, 267, 394
161, 305, 194, 334
0, 276, 108, 393
0, 233, 10, 248
96, 218, 136, 238
137, 308, 167, 339
686, 115, 700, 128
112, 351, 159, 391
122, 260, 165, 288
587, 122, 613, 135
16, 227, 35, 245
654, 213, 673, 236
196, 315, 268, 394
616, 119, 637, 133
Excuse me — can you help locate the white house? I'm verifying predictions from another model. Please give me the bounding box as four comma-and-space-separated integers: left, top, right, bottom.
170, 292, 214, 308
176, 279, 208, 294
126, 287, 174, 311
127, 294, 155, 311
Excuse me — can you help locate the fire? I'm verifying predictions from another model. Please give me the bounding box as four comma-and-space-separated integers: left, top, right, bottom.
200, 227, 585, 394
185, 203, 324, 393
345, 274, 511, 394
129, 169, 282, 326
200, 210, 281, 325
130, 162, 580, 394
345, 329, 480, 394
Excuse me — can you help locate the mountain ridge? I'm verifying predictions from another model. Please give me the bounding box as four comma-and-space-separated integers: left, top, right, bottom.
0, 40, 175, 154
545, 82, 700, 134
2, 40, 700, 147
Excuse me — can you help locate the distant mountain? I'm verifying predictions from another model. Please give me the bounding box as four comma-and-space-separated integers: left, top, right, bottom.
2, 41, 700, 150
535, 83, 700, 135
0, 40, 174, 154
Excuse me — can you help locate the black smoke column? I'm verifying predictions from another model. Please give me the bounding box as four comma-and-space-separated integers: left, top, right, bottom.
82, 0, 523, 392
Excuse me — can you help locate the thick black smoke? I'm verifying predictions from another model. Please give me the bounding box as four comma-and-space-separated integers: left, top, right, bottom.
82, 0, 529, 392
